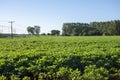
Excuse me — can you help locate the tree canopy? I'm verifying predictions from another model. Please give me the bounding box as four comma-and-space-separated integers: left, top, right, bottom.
27, 26, 40, 35
51, 30, 60, 36
27, 26, 35, 35
62, 20, 120, 36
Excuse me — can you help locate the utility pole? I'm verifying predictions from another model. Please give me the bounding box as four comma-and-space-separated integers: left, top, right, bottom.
8, 21, 15, 39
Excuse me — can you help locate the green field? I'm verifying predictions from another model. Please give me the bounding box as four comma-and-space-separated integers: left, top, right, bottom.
0, 36, 120, 80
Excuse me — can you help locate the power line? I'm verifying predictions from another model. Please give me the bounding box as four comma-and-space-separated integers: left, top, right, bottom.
0, 20, 9, 22
0, 25, 13, 33
0, 24, 10, 33
0, 20, 28, 34
0, 25, 9, 27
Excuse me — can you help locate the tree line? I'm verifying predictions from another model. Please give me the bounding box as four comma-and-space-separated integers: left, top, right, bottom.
27, 26, 60, 36
27, 20, 120, 36
62, 20, 120, 36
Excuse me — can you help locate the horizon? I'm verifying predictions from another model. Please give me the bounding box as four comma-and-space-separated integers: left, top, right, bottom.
0, 0, 120, 34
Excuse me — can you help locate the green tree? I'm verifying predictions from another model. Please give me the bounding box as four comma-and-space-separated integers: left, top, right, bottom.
27, 26, 35, 35
72, 28, 79, 36
34, 26, 40, 36
27, 26, 40, 35
51, 30, 60, 36
62, 20, 120, 36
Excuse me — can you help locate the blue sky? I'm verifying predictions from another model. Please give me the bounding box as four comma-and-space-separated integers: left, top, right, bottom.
0, 0, 120, 34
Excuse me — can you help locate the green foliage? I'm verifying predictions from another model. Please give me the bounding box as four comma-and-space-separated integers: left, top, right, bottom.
62, 23, 90, 36
0, 75, 6, 80
81, 65, 109, 80
56, 67, 81, 80
0, 36, 120, 80
34, 26, 40, 35
27, 26, 35, 35
27, 26, 40, 35
51, 30, 60, 36
62, 20, 120, 36
22, 76, 30, 80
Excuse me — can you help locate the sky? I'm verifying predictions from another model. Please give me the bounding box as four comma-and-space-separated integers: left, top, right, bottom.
0, 0, 120, 34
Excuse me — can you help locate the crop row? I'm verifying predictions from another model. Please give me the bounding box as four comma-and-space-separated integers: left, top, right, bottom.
0, 36, 120, 80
